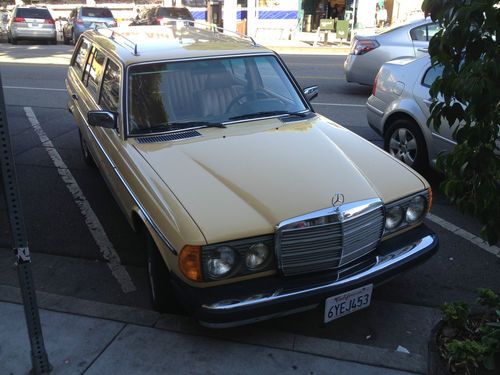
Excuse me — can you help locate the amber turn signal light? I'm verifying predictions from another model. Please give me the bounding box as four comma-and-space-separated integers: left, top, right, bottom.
179, 245, 202, 281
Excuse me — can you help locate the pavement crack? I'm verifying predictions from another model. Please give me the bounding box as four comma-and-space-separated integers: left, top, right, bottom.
81, 323, 128, 374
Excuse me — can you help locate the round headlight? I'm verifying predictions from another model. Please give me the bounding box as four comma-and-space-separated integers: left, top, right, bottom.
245, 243, 270, 270
385, 206, 404, 230
406, 195, 426, 223
206, 246, 237, 279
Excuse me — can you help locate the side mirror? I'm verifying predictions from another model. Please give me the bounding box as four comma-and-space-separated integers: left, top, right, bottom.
303, 85, 319, 101
87, 111, 118, 129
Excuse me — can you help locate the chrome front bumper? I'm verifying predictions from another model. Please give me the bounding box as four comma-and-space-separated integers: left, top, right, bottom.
172, 224, 438, 328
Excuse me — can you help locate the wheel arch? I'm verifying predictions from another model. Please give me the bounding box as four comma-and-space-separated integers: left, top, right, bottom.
130, 208, 174, 272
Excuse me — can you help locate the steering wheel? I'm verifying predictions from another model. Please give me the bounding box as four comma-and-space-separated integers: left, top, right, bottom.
226, 89, 272, 114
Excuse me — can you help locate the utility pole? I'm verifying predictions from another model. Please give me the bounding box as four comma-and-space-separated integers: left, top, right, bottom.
0, 73, 51, 373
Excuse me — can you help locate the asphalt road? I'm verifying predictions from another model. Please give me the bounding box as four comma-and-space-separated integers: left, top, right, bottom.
0, 44, 498, 354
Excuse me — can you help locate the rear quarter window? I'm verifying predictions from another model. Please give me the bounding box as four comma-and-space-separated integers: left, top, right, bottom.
16, 8, 52, 19
422, 64, 443, 87
73, 38, 91, 72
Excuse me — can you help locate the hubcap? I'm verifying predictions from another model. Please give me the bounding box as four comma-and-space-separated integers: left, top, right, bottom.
389, 128, 417, 166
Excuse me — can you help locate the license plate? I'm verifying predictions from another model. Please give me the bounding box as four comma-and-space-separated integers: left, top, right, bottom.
324, 284, 373, 323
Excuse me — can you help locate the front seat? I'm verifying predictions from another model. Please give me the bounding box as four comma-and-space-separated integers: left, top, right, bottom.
198, 68, 244, 118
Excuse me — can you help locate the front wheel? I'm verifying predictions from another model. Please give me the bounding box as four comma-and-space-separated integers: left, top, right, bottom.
146, 231, 178, 312
71, 30, 77, 45
384, 119, 428, 172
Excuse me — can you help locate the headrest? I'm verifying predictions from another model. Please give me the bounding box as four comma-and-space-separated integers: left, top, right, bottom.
205, 69, 235, 89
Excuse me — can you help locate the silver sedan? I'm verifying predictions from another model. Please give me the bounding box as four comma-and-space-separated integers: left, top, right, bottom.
344, 19, 438, 86
366, 55, 457, 172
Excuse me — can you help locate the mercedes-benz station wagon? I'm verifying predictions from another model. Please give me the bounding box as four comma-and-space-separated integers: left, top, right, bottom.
66, 24, 438, 328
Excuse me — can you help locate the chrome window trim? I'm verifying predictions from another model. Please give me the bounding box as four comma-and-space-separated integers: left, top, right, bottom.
73, 103, 178, 255
124, 53, 312, 138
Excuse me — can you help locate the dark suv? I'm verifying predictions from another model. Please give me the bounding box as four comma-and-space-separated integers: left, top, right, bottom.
62, 6, 116, 45
131, 6, 194, 26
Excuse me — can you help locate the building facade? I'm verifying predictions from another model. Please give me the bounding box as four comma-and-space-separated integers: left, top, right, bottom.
3, 0, 424, 38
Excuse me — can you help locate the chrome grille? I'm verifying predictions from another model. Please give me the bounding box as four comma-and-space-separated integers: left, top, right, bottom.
276, 199, 384, 276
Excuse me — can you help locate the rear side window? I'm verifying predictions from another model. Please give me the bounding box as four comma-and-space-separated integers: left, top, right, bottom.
81, 7, 113, 18
16, 8, 52, 19
410, 23, 439, 42
74, 39, 91, 72
422, 64, 443, 87
100, 60, 121, 112
84, 48, 106, 97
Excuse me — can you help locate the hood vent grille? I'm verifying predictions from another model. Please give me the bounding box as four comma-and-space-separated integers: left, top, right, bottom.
136, 130, 201, 144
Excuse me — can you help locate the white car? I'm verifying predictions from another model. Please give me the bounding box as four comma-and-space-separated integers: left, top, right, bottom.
366, 55, 457, 171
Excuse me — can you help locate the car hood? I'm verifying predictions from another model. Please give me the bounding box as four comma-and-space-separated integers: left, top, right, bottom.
133, 115, 427, 244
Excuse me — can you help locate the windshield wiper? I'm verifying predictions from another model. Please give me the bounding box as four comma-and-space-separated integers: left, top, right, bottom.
168, 121, 226, 129
229, 111, 308, 121
138, 121, 225, 134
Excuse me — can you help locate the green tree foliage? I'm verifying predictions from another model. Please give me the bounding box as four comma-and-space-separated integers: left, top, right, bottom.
422, 0, 499, 244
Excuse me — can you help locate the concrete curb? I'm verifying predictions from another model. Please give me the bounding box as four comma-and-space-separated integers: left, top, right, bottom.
0, 285, 426, 374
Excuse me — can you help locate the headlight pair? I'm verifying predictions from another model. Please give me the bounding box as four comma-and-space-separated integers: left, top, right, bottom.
384, 189, 431, 235
202, 236, 274, 281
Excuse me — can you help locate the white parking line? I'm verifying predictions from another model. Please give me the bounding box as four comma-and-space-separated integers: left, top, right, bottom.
427, 213, 500, 257
314, 102, 366, 107
4, 86, 66, 92
24, 107, 137, 293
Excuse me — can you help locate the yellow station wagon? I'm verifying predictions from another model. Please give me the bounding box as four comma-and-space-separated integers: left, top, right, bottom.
66, 24, 438, 328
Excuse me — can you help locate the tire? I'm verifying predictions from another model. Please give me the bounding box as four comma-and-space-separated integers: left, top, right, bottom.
11, 37, 17, 45
146, 231, 178, 313
384, 119, 428, 172
78, 130, 96, 167
50, 37, 57, 45
72, 30, 77, 45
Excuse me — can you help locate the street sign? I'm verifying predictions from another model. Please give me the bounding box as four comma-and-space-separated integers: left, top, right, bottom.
319, 18, 335, 31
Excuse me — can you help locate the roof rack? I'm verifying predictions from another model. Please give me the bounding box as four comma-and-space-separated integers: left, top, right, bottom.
97, 28, 139, 56
160, 18, 257, 46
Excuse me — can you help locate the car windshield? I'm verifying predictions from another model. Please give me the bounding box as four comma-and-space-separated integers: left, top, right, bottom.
82, 7, 113, 18
128, 55, 308, 135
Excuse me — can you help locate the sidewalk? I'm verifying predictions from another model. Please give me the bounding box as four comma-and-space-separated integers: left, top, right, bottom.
0, 284, 427, 375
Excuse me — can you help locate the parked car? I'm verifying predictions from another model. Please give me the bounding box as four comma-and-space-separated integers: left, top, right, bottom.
366, 55, 456, 172
130, 6, 194, 26
344, 19, 439, 86
66, 25, 438, 328
7, 6, 57, 45
62, 6, 116, 45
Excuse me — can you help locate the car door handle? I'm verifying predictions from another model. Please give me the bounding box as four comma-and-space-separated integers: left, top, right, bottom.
423, 99, 432, 106
71, 94, 79, 101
